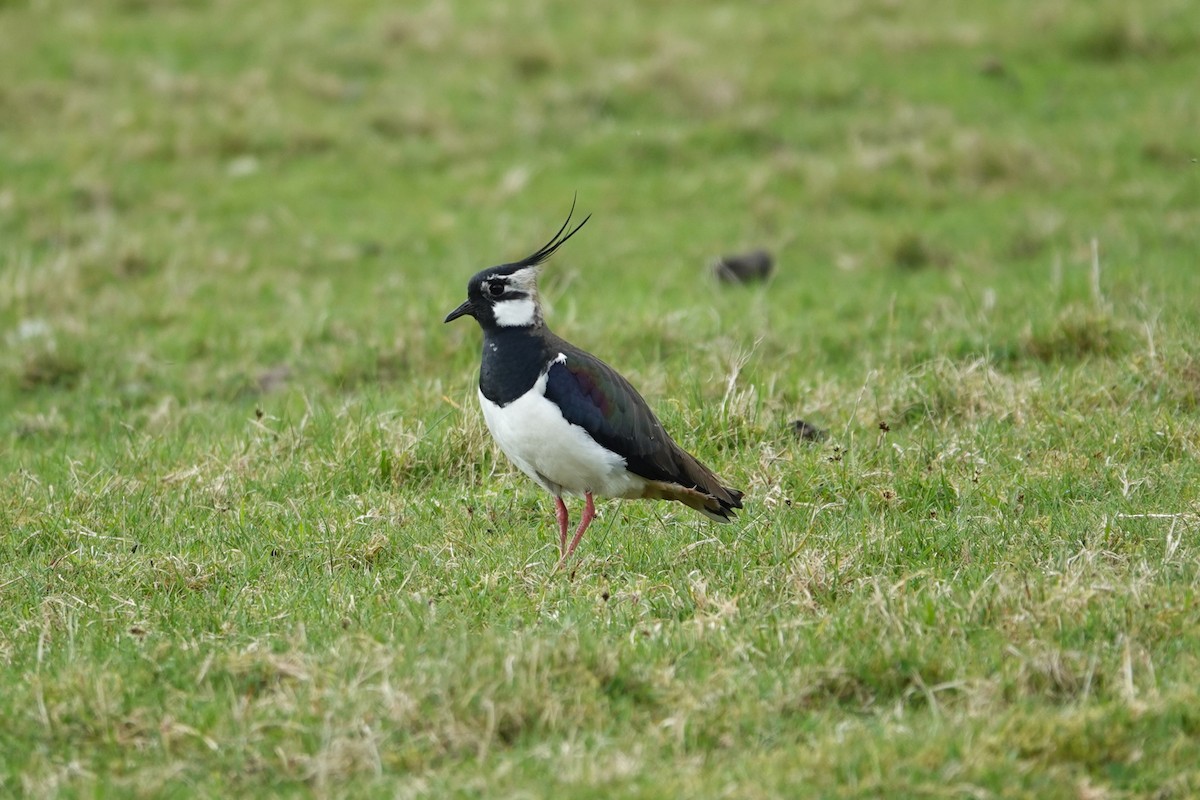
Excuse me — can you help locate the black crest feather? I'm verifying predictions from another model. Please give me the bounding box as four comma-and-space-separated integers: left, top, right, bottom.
510, 195, 590, 269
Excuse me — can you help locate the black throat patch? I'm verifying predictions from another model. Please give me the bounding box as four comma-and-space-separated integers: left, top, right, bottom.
479, 326, 557, 406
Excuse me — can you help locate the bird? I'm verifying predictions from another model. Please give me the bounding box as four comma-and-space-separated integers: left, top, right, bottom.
444, 204, 744, 566
712, 248, 774, 284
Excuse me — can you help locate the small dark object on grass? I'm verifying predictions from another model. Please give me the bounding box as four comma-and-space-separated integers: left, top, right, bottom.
791, 419, 828, 442
713, 249, 774, 284
979, 56, 1007, 77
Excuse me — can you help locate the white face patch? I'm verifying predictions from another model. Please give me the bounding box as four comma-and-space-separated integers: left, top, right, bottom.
493, 296, 538, 327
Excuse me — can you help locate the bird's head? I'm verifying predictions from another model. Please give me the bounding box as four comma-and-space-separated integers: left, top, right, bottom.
444, 203, 590, 331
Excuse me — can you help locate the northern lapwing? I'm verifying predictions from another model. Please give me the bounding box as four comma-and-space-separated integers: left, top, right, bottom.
444, 206, 744, 566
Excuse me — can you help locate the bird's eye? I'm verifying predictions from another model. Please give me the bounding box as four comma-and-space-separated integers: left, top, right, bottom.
487, 282, 504, 297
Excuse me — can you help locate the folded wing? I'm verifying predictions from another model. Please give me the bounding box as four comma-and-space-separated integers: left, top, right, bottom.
543, 347, 744, 520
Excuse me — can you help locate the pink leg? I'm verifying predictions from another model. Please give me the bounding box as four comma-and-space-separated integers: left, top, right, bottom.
554, 496, 570, 557
562, 492, 596, 561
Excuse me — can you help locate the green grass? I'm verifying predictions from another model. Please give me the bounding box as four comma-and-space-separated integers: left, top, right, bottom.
3, 0, 1200, 796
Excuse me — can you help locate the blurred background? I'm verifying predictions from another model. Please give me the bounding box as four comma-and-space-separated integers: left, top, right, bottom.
4, 0, 1197, 436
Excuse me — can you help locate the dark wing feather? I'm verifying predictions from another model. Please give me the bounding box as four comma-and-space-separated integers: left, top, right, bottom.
543, 344, 743, 517
544, 350, 675, 482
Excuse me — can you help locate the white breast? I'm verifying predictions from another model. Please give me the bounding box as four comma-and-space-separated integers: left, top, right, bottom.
478, 370, 646, 499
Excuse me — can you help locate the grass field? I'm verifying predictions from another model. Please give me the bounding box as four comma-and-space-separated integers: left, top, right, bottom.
3, 0, 1200, 796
